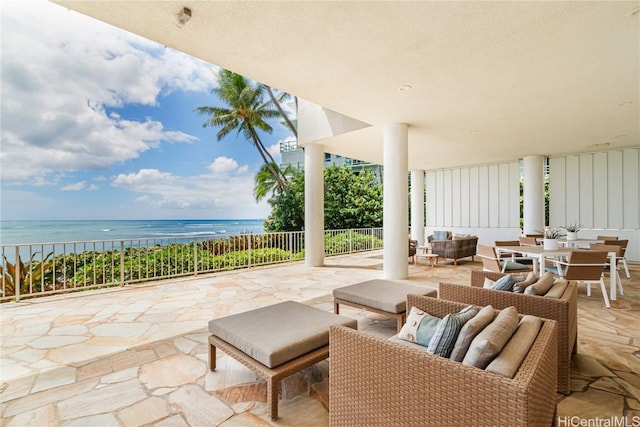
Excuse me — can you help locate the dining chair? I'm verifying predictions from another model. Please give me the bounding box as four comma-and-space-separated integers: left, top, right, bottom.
495, 240, 535, 265
589, 244, 624, 296
596, 235, 618, 241
603, 239, 630, 279
552, 250, 610, 308
519, 236, 539, 246
477, 244, 531, 273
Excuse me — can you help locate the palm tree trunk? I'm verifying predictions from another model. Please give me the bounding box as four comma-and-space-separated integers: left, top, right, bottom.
264, 85, 297, 138
247, 126, 289, 192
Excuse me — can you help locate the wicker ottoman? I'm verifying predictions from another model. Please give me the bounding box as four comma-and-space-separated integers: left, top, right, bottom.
333, 279, 437, 332
208, 301, 357, 420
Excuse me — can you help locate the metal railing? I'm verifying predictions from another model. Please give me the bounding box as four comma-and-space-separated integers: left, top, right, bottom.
0, 228, 383, 302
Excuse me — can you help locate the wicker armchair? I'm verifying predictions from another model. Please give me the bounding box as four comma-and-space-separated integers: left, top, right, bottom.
428, 236, 478, 265
438, 270, 576, 395
329, 295, 558, 427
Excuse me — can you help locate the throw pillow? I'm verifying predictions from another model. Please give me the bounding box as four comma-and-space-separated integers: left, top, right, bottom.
524, 272, 555, 296
449, 304, 496, 362
428, 305, 478, 357
513, 271, 539, 293
486, 315, 543, 378
544, 279, 568, 298
462, 306, 519, 369
397, 307, 441, 346
491, 274, 515, 292
483, 277, 495, 289
433, 230, 449, 241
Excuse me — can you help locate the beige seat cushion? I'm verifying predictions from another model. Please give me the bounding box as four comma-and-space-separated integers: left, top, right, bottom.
449, 305, 495, 362
333, 279, 436, 314
462, 306, 519, 369
486, 315, 542, 378
208, 301, 357, 368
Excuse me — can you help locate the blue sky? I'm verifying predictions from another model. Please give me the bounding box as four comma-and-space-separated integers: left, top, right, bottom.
0, 0, 295, 221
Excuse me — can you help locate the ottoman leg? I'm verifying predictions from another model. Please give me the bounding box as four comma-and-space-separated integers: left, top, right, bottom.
209, 341, 217, 371
268, 378, 280, 420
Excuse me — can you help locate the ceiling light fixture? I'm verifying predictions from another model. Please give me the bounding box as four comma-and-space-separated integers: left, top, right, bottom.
178, 7, 192, 24
398, 85, 412, 91
470, 130, 479, 135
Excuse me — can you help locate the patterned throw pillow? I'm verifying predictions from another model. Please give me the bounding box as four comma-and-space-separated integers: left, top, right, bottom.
428, 305, 479, 357
397, 307, 441, 347
491, 274, 515, 292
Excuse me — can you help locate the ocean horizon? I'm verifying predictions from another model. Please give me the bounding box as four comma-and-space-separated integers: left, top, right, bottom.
0, 219, 266, 245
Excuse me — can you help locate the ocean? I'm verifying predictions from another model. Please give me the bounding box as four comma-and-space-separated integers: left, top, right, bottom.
0, 219, 266, 245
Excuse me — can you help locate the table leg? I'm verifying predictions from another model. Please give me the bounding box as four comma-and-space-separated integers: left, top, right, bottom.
609, 253, 617, 301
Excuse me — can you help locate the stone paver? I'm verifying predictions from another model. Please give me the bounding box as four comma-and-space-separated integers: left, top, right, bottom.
0, 251, 638, 426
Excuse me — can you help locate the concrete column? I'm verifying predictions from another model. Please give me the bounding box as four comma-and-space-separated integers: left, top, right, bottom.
523, 155, 545, 235
383, 123, 409, 279
305, 143, 324, 267
410, 170, 425, 246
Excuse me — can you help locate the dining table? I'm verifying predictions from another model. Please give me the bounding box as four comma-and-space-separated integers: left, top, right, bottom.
495, 245, 619, 301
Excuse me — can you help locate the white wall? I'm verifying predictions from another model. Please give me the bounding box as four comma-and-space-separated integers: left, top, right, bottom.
425, 149, 640, 262
549, 147, 640, 262
425, 161, 522, 246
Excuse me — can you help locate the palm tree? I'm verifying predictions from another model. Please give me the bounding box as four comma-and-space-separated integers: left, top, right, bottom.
254, 162, 296, 202
262, 85, 297, 138
196, 70, 288, 190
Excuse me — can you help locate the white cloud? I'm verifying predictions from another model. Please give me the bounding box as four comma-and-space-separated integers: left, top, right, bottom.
0, 0, 217, 184
208, 156, 250, 175
111, 166, 268, 216
61, 180, 100, 191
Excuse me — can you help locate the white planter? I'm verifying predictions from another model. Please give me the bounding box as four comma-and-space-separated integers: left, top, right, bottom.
543, 239, 559, 250
566, 232, 578, 241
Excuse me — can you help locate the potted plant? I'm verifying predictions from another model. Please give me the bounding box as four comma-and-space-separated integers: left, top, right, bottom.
561, 223, 582, 241
542, 227, 564, 250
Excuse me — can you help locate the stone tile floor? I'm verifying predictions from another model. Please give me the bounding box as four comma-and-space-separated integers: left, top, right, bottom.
1, 250, 638, 426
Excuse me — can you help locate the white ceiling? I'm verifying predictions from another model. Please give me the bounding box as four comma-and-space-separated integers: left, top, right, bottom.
55, 1, 640, 170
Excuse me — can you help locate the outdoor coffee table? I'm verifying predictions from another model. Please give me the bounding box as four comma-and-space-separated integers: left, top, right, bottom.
417, 252, 440, 267
333, 279, 437, 332
208, 301, 357, 420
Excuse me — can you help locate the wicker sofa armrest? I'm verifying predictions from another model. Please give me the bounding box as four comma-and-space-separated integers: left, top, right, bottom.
329, 296, 558, 427
440, 272, 577, 395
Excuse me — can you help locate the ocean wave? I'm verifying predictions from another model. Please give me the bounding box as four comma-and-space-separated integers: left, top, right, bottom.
150, 231, 219, 237
101, 229, 111, 232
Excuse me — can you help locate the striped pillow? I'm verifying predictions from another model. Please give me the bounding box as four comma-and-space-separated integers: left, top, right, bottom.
428, 305, 479, 357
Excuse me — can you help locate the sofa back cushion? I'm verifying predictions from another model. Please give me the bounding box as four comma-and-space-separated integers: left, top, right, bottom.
462, 306, 519, 369
449, 305, 495, 362
485, 315, 542, 378
433, 230, 451, 240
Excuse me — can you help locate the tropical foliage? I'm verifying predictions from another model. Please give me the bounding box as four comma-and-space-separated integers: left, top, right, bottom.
263, 165, 383, 232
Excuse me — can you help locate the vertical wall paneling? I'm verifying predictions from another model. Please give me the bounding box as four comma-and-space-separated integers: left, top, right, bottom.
549, 157, 566, 227
565, 156, 580, 227
461, 168, 470, 226
498, 163, 510, 227
593, 152, 608, 228
452, 169, 461, 226
469, 167, 480, 227
579, 153, 594, 228
488, 165, 500, 228
443, 170, 452, 227
436, 170, 445, 226
479, 166, 489, 227
607, 150, 623, 229
509, 162, 521, 228
622, 147, 639, 229
426, 171, 436, 226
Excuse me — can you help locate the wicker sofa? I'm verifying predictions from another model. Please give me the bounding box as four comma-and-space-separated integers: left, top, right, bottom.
329, 294, 558, 427
427, 235, 478, 265
438, 270, 577, 395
